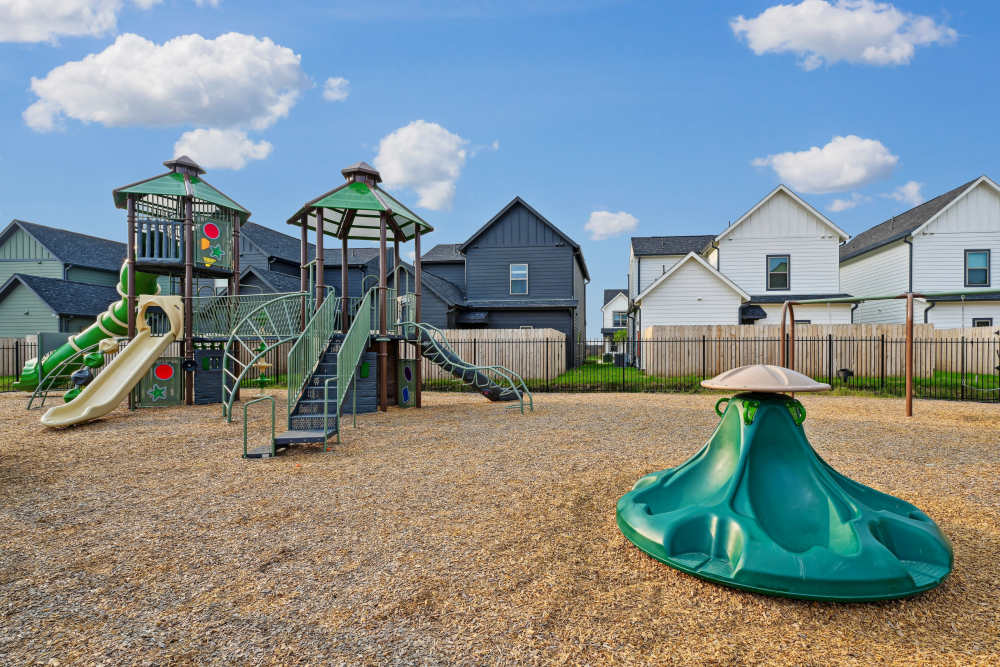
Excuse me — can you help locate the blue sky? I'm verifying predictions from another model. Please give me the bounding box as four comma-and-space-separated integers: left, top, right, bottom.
1, 0, 997, 335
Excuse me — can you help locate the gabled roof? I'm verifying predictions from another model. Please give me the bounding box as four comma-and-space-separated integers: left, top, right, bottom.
717, 185, 849, 243
630, 235, 715, 257
0, 273, 119, 318
1, 220, 125, 273
459, 197, 590, 281
421, 243, 465, 263
839, 178, 987, 262
239, 266, 302, 294
635, 252, 750, 304
603, 288, 627, 307
241, 222, 379, 267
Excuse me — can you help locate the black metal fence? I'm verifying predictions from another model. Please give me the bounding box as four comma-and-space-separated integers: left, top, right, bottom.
0, 340, 38, 392
423, 336, 1000, 403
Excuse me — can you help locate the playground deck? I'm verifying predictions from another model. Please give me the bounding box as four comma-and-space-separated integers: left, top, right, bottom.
1, 391, 998, 664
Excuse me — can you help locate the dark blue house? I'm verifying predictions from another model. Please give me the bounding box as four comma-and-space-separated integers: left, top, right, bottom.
422, 197, 589, 365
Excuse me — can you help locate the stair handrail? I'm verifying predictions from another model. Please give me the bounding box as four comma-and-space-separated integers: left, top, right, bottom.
286, 294, 343, 426
335, 287, 375, 415
219, 292, 309, 421
27, 340, 109, 410
402, 320, 533, 413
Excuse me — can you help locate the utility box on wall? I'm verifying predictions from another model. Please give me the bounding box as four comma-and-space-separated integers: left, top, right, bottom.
397, 358, 417, 407
135, 357, 182, 407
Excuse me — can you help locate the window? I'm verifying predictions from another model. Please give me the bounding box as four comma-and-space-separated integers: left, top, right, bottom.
767, 255, 789, 291
519, 325, 533, 330
510, 263, 528, 294
965, 250, 990, 287
612, 311, 627, 327
794, 320, 811, 325
972, 317, 993, 327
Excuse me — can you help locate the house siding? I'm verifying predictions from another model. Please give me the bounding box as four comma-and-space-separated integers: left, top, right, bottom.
418, 289, 451, 329
0, 260, 64, 285
464, 245, 574, 301
422, 262, 465, 292
755, 303, 854, 325
0, 228, 55, 260
66, 266, 119, 287
0, 283, 58, 336
572, 256, 586, 365
719, 189, 841, 295
637, 254, 684, 294
637, 260, 743, 326
926, 301, 1000, 328
839, 241, 910, 323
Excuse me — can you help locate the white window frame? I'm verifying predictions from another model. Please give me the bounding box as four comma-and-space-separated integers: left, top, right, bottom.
510, 263, 528, 295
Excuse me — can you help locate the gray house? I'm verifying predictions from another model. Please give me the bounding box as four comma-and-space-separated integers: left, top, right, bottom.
0, 273, 119, 337
421, 197, 589, 365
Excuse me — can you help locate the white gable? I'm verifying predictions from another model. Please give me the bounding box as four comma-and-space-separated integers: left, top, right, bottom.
636, 252, 749, 303
915, 177, 1000, 235
717, 186, 848, 242
635, 253, 748, 326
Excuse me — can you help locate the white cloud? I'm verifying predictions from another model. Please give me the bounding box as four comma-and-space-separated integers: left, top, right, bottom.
173, 128, 272, 170
373, 120, 468, 211
24, 32, 308, 132
884, 180, 924, 206
585, 210, 638, 241
752, 135, 898, 194
731, 0, 957, 70
828, 192, 870, 212
0, 1, 220, 43
322, 77, 350, 102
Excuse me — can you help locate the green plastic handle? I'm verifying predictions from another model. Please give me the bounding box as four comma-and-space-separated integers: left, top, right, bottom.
786, 400, 807, 425
714, 397, 729, 417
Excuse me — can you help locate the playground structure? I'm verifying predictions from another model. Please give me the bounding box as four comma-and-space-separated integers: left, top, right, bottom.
616, 364, 953, 601
780, 290, 1000, 416
19, 157, 532, 447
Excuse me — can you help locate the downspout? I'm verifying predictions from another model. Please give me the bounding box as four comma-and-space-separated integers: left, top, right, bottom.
850, 303, 859, 324
903, 237, 913, 292
923, 301, 935, 324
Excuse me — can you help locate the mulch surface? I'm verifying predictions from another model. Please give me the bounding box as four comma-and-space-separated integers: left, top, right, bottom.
1, 390, 998, 665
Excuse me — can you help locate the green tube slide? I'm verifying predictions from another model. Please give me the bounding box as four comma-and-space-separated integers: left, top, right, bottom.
14, 262, 160, 391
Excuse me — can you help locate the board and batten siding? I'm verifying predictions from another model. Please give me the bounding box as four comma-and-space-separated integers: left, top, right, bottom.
0, 283, 59, 337
840, 241, 910, 323
638, 260, 743, 328
464, 245, 574, 300
719, 189, 841, 294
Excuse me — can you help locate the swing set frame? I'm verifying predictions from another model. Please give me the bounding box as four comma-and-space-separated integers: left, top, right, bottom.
780, 289, 1000, 417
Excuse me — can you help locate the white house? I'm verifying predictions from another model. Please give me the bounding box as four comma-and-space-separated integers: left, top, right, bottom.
629, 185, 852, 330
840, 176, 1000, 328
600, 288, 628, 352
633, 252, 750, 327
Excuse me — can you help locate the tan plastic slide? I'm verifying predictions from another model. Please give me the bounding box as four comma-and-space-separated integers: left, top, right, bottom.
41, 295, 184, 428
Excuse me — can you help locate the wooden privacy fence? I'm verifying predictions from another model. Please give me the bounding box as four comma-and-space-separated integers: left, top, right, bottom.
931, 327, 1000, 376
400, 328, 566, 381
641, 324, 952, 379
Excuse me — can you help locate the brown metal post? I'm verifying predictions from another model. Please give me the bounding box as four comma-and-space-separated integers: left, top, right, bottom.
126, 194, 137, 410
299, 215, 308, 328
779, 301, 795, 368
230, 211, 240, 297
315, 207, 325, 309
414, 230, 422, 408
393, 237, 400, 291
378, 210, 388, 411
341, 234, 349, 332
905, 292, 914, 417
183, 195, 194, 406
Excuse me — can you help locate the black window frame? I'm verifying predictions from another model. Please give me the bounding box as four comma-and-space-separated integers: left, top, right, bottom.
972, 317, 993, 327
965, 249, 991, 287
766, 254, 790, 291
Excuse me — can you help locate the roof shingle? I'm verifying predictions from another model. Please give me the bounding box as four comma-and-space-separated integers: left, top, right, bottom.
421, 243, 465, 263
1, 273, 119, 318
8, 220, 125, 273
630, 235, 715, 257
603, 288, 626, 306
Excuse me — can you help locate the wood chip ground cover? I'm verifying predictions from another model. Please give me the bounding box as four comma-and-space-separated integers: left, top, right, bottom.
1, 391, 998, 665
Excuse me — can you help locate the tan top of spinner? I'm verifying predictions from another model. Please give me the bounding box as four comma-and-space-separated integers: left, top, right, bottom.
701, 364, 831, 393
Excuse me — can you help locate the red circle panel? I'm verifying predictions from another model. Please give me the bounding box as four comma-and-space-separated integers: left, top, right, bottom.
154, 363, 174, 380
203, 222, 220, 239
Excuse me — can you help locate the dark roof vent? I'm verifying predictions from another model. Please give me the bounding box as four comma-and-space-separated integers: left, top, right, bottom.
163, 155, 206, 176
341, 161, 382, 185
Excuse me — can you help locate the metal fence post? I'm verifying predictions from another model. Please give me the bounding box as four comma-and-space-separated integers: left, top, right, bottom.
545, 339, 550, 390
15, 341, 21, 382
880, 334, 886, 392
961, 336, 966, 401
701, 335, 707, 380
827, 334, 833, 385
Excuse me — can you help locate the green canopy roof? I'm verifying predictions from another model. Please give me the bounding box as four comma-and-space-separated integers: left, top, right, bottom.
287, 167, 433, 242
113, 161, 250, 222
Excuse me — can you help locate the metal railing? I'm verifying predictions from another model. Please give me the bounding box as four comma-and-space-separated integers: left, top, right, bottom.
221, 293, 312, 421
333, 288, 375, 424
193, 291, 309, 338
286, 294, 343, 425
242, 395, 276, 459
136, 218, 183, 262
